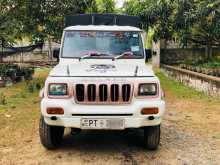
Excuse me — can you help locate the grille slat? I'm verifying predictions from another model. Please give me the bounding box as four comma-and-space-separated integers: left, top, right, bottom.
111, 84, 119, 102
99, 84, 108, 101
122, 84, 131, 102
75, 84, 85, 102
75, 83, 132, 104
87, 84, 96, 101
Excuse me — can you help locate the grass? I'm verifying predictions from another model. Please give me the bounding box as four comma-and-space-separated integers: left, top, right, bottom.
0, 68, 50, 146
184, 57, 220, 69
0, 68, 50, 111
200, 61, 220, 69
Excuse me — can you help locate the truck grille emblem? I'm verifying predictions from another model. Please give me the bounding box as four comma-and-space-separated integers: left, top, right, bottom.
86, 64, 116, 73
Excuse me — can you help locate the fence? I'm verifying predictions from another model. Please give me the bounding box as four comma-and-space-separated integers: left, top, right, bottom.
161, 65, 220, 98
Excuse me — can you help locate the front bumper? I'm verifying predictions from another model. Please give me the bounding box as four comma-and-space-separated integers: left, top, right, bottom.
41, 98, 165, 129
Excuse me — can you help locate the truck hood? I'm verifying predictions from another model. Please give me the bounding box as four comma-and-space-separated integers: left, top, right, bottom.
49, 62, 155, 77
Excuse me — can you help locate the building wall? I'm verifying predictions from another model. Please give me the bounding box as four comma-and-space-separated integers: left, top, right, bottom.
1, 42, 60, 63
160, 47, 220, 65
2, 51, 50, 63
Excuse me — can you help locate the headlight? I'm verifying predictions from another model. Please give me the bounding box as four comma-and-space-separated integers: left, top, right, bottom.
48, 83, 68, 96
138, 83, 157, 96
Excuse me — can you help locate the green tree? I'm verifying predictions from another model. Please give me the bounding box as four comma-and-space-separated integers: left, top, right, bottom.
124, 0, 174, 40
96, 0, 115, 13
0, 0, 97, 44
0, 0, 25, 43
182, 0, 220, 59
124, 0, 220, 59
23, 0, 97, 42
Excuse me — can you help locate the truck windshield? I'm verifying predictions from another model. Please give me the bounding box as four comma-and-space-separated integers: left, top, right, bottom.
62, 31, 144, 59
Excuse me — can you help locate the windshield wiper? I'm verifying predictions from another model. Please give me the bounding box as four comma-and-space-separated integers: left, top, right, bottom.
113, 51, 134, 61
79, 51, 112, 61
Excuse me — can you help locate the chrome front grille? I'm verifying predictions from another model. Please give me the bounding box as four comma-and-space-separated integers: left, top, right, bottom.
75, 83, 133, 104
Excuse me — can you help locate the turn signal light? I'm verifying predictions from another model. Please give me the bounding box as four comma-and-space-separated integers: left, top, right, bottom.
141, 107, 159, 115
47, 107, 64, 115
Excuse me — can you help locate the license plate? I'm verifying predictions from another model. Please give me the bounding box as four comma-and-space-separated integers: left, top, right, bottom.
81, 118, 124, 130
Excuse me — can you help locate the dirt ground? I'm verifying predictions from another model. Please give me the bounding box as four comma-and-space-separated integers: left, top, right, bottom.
0, 71, 220, 165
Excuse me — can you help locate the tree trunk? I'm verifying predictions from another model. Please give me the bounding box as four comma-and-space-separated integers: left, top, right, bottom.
48, 35, 52, 62
20, 39, 23, 63
206, 43, 213, 61
0, 39, 3, 63
209, 45, 212, 60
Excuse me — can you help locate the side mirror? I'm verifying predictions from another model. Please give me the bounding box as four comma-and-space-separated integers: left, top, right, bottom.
145, 49, 152, 62
152, 51, 157, 56
53, 48, 60, 59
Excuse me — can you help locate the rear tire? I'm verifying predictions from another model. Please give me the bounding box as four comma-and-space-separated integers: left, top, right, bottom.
39, 116, 64, 149
143, 125, 160, 150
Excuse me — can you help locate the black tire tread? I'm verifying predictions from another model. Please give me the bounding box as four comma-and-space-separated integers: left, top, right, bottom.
39, 116, 64, 149
144, 125, 160, 150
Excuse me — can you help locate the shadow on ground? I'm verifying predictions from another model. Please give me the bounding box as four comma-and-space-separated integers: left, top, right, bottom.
61, 129, 146, 151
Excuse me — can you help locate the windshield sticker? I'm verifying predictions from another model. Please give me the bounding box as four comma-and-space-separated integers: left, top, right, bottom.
133, 34, 138, 38
131, 46, 140, 52
113, 32, 123, 38
80, 32, 96, 37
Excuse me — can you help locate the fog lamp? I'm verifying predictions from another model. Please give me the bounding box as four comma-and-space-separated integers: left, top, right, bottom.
141, 107, 159, 115
47, 107, 64, 115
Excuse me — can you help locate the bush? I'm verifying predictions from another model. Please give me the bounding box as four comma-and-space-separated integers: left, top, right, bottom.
0, 93, 6, 105
0, 64, 35, 83
181, 57, 220, 77
26, 79, 42, 93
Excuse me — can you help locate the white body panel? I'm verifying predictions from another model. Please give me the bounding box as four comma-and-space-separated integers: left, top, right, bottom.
49, 60, 154, 77
42, 98, 165, 128
40, 25, 165, 130
65, 25, 142, 32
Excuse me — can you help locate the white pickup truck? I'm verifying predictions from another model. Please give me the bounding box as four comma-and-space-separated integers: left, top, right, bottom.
39, 14, 165, 150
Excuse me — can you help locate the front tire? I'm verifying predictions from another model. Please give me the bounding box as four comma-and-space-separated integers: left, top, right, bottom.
143, 125, 160, 150
39, 116, 64, 149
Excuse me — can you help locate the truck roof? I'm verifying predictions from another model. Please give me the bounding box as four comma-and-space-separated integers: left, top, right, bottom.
64, 25, 142, 32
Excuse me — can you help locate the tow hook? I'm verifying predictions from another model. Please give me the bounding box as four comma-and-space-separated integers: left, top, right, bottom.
50, 116, 57, 121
